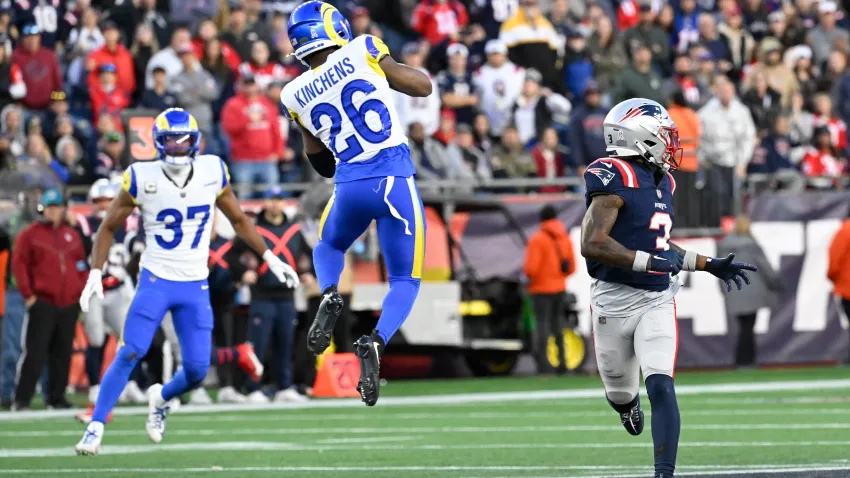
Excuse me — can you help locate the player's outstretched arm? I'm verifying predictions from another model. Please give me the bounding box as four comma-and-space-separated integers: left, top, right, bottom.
669, 242, 758, 292
581, 194, 680, 274
380, 55, 433, 98
216, 186, 300, 287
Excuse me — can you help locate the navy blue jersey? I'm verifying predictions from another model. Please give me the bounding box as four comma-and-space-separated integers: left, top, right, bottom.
78, 212, 138, 284
14, 0, 65, 48
584, 157, 677, 292
437, 70, 478, 126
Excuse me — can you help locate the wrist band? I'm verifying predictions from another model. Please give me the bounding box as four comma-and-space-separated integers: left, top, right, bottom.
633, 251, 650, 272
683, 250, 698, 271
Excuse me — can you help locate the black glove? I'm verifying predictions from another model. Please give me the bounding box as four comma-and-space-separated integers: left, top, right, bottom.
704, 253, 759, 292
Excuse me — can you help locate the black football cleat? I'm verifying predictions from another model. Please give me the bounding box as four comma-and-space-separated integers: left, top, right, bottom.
307, 288, 344, 356
654, 473, 673, 478
620, 403, 644, 436
354, 332, 384, 406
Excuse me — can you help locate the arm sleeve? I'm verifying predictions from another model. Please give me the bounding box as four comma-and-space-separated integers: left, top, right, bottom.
364, 35, 390, 75
122, 165, 139, 205
217, 158, 231, 196
11, 228, 34, 299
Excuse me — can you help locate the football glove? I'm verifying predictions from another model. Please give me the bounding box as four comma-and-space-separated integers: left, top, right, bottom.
263, 250, 300, 288
655, 249, 684, 276
704, 253, 758, 292
79, 269, 105, 313
647, 253, 682, 275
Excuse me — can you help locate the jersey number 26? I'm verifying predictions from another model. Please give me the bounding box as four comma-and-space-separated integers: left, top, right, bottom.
311, 79, 392, 163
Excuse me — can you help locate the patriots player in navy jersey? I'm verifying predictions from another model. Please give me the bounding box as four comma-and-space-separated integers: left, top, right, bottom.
580, 98, 758, 478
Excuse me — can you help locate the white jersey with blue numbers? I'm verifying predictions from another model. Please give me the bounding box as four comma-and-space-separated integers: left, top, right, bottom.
122, 155, 230, 281
280, 35, 415, 183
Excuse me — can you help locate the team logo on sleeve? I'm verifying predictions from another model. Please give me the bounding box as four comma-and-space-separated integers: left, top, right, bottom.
587, 168, 616, 186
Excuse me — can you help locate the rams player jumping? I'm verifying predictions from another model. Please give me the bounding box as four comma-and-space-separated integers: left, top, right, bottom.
280, 2, 432, 406
580, 98, 758, 478
74, 108, 300, 456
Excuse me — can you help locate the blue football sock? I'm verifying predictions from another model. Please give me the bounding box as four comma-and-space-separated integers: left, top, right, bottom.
162, 361, 208, 401
313, 241, 345, 293
85, 346, 104, 387
375, 277, 420, 344
92, 346, 142, 423
645, 374, 680, 476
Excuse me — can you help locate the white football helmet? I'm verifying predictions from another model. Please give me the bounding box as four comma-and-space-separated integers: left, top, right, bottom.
602, 98, 682, 172
88, 178, 119, 202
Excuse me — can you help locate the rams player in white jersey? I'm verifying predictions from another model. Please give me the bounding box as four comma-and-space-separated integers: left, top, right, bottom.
74, 108, 300, 456
281, 1, 432, 406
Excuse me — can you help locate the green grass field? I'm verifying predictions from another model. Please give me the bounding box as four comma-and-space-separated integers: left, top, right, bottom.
1, 366, 850, 477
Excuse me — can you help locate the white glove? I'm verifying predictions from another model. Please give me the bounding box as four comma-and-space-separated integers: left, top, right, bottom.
80, 269, 104, 312
263, 250, 300, 288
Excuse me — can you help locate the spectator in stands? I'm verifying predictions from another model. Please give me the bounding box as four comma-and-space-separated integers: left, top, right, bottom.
667, 90, 702, 227
673, 0, 700, 52
140, 66, 177, 111
87, 21, 135, 97
11, 24, 62, 111
785, 46, 817, 104
22, 134, 57, 176
228, 185, 309, 403
192, 18, 240, 75
568, 81, 607, 171
741, 70, 782, 134
744, 36, 798, 108
350, 6, 383, 38
662, 55, 709, 110
698, 75, 756, 221
749, 115, 805, 191
447, 124, 491, 184
408, 122, 448, 181
239, 40, 286, 92
395, 43, 440, 137
473, 39, 522, 139
697, 13, 732, 71
411, 0, 468, 46
171, 43, 219, 135
94, 131, 125, 179
11, 189, 87, 410
491, 125, 536, 179
812, 93, 848, 152
0, 35, 25, 113
1, 104, 26, 158
622, 3, 670, 74
801, 126, 846, 186
717, 4, 756, 81
90, 63, 130, 132
807, 0, 849, 68
788, 91, 815, 146
613, 43, 665, 105
108, 0, 168, 48
437, 43, 478, 126
221, 75, 283, 199
562, 30, 593, 100
145, 24, 191, 89
55, 132, 92, 186
531, 127, 565, 192
587, 13, 627, 94
828, 215, 850, 362
66, 8, 105, 87
219, 4, 266, 61
500, 0, 561, 93
767, 10, 799, 49
129, 23, 159, 103
512, 69, 571, 147
716, 215, 782, 367
472, 113, 494, 154
523, 204, 575, 375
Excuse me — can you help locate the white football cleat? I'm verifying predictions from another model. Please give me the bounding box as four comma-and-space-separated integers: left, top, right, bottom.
217, 386, 247, 404
245, 390, 269, 404
188, 388, 213, 405
75, 421, 104, 456
145, 384, 170, 444
87, 384, 100, 405
274, 387, 308, 403
124, 381, 148, 404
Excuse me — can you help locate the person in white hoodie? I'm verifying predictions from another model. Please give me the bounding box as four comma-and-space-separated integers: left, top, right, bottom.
473, 39, 524, 138
393, 43, 441, 136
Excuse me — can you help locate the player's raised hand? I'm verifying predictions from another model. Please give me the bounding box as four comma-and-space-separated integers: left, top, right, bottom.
648, 254, 682, 275
79, 269, 105, 312
263, 251, 300, 288
704, 253, 758, 292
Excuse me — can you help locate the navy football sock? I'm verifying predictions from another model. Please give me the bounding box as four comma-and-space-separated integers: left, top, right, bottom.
85, 346, 104, 387
645, 374, 680, 476
375, 277, 420, 344
212, 347, 240, 365
92, 346, 142, 423
607, 393, 639, 414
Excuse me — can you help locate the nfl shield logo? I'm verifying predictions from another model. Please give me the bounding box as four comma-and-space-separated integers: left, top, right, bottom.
599, 317, 607, 325
657, 190, 662, 199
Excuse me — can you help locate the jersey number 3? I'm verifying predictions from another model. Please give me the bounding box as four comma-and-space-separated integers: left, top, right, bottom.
155, 205, 211, 250
311, 79, 392, 163
649, 212, 672, 251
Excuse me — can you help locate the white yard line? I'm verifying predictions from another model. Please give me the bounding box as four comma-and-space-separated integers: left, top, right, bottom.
2, 378, 849, 422
3, 441, 850, 458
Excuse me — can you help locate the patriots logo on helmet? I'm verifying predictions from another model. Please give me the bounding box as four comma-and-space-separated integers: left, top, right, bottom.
618, 104, 665, 123
588, 168, 616, 186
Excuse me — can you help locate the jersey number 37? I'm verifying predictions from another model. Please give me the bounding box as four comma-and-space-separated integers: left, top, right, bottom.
155, 205, 211, 250
311, 79, 392, 163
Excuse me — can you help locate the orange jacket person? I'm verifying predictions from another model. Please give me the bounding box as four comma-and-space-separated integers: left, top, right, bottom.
828, 218, 850, 362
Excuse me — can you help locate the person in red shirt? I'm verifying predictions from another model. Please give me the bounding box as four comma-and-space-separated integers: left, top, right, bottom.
89, 63, 130, 132
192, 18, 241, 74
10, 24, 62, 111
221, 75, 284, 199
802, 126, 846, 188
812, 92, 848, 152
237, 40, 287, 92
11, 189, 87, 410
86, 21, 136, 97
531, 127, 566, 193
411, 0, 469, 45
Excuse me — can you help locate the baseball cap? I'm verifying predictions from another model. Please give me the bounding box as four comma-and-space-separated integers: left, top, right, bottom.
351, 6, 369, 18
584, 80, 602, 94
21, 24, 40, 36
104, 131, 122, 143
525, 68, 543, 84
401, 42, 421, 56
819, 0, 838, 13
40, 189, 64, 207
101, 20, 119, 31
241, 73, 256, 84
50, 90, 67, 102
484, 39, 507, 55
152, 65, 167, 74
176, 42, 193, 54
99, 63, 117, 74
446, 43, 469, 57
264, 185, 286, 199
